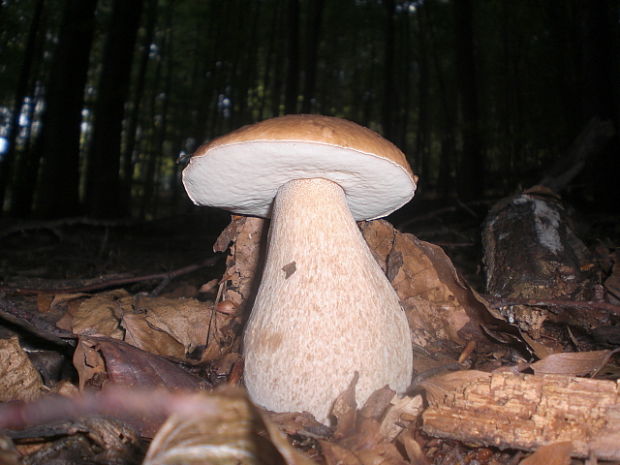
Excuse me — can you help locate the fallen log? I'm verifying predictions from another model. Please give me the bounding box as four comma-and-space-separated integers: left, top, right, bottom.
421, 370, 620, 460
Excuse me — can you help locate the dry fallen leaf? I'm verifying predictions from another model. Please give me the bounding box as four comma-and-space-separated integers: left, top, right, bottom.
61, 286, 238, 363
359, 387, 395, 423
320, 441, 362, 465
40, 292, 89, 313
322, 383, 417, 465
519, 442, 573, 465
530, 350, 618, 376
379, 394, 424, 441
122, 295, 214, 360
0, 336, 45, 401
122, 312, 187, 360
331, 372, 359, 438
355, 442, 410, 465
215, 216, 268, 313
73, 336, 207, 391
66, 289, 130, 339
73, 336, 209, 436
360, 220, 503, 354
144, 387, 318, 465
399, 433, 429, 465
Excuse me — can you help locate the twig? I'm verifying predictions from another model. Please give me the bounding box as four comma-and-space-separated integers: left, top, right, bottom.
206, 280, 226, 348
538, 117, 615, 192
397, 199, 492, 231
0, 217, 133, 240
0, 296, 75, 347
0, 256, 220, 295
430, 241, 475, 248
0, 387, 220, 431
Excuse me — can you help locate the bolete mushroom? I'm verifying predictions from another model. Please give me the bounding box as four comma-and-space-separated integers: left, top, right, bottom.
183, 114, 416, 424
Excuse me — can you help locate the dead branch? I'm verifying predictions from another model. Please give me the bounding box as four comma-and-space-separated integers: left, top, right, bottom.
0, 387, 217, 431
0, 216, 134, 240
422, 370, 620, 460
538, 117, 615, 192
0, 256, 220, 295
0, 296, 74, 346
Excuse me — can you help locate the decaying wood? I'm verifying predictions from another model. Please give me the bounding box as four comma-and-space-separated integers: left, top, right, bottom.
421, 370, 620, 460
481, 187, 604, 337
538, 117, 615, 193
483, 187, 597, 302
486, 296, 620, 316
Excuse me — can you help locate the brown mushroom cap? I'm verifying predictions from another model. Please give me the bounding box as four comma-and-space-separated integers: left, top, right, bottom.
182, 114, 416, 220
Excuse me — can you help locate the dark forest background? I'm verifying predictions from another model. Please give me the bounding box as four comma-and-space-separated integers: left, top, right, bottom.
0, 0, 618, 221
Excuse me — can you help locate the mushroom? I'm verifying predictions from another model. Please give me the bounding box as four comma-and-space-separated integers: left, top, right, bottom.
183, 114, 416, 424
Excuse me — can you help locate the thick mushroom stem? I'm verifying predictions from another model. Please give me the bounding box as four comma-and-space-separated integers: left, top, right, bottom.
243, 177, 413, 425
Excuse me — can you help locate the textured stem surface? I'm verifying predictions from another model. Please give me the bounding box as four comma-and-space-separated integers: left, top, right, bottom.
244, 178, 412, 424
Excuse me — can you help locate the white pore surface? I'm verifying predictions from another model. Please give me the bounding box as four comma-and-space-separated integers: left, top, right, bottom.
182, 141, 416, 220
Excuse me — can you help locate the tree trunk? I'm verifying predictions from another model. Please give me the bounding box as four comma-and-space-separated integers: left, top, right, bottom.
424, 1, 456, 196
414, 3, 430, 178
264, 0, 285, 118
578, 0, 619, 211
86, 0, 144, 218
141, 0, 172, 219
542, 0, 581, 144
270, 1, 286, 117
454, 0, 483, 200
284, 0, 300, 114
258, 2, 281, 119
120, 0, 158, 215
13, 0, 97, 217
139, 29, 163, 219
382, 0, 396, 141
301, 0, 325, 113
0, 0, 46, 213
581, 0, 617, 123
397, 11, 411, 151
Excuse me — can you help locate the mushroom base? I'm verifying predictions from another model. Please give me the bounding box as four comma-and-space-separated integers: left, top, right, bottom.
243, 178, 413, 425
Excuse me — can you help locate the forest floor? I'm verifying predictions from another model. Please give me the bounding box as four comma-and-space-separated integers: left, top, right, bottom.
0, 200, 618, 465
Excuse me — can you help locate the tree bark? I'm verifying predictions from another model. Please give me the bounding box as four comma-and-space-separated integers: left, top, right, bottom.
0, 0, 46, 214
86, 0, 144, 218
454, 0, 483, 200
414, 4, 430, 178
382, 0, 396, 141
258, 1, 282, 119
424, 1, 456, 196
581, 0, 617, 123
284, 0, 300, 114
140, 0, 172, 219
301, 0, 325, 113
12, 0, 97, 217
270, 1, 286, 117
120, 0, 158, 215
578, 0, 619, 211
